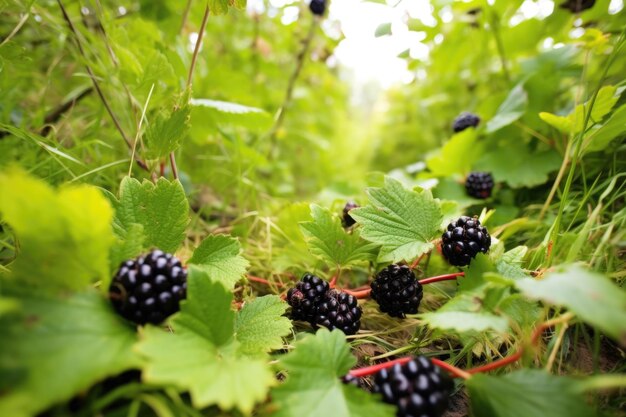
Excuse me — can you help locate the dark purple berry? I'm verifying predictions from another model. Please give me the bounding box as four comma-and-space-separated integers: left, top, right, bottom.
441, 216, 491, 267
342, 201, 359, 228
109, 250, 187, 325
452, 112, 480, 133
465, 171, 494, 199
371, 264, 423, 318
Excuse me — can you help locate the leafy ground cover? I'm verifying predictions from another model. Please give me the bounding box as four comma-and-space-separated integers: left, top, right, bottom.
1, 1, 625, 416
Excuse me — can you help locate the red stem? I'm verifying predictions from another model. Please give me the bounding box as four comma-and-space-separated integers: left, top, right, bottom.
247, 275, 285, 288
418, 272, 464, 285
349, 357, 469, 379
467, 352, 522, 374
329, 275, 337, 289
409, 254, 425, 270
344, 288, 371, 299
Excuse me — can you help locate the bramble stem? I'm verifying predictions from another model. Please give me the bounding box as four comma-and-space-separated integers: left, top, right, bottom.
418, 272, 464, 285
348, 357, 469, 379
344, 288, 371, 299
247, 274, 285, 288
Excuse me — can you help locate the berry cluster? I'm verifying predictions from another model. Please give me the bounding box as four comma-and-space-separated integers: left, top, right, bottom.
371, 264, 423, 318
441, 216, 491, 267
452, 112, 480, 133
109, 250, 187, 325
465, 171, 494, 199
373, 357, 453, 417
287, 273, 362, 335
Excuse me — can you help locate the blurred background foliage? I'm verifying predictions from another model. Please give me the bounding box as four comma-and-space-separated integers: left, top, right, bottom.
0, 0, 625, 274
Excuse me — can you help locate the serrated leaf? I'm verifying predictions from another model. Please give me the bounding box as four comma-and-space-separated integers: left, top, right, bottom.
0, 291, 141, 417
350, 177, 443, 263
486, 84, 528, 133
420, 311, 509, 333
138, 267, 274, 415
516, 265, 626, 342
0, 169, 114, 292
144, 105, 190, 159
109, 223, 145, 277
271, 330, 395, 417
427, 128, 483, 176
234, 295, 291, 356
113, 177, 189, 254
299, 205, 378, 268
173, 266, 234, 347
466, 370, 597, 417
188, 235, 249, 289
478, 140, 561, 188
495, 246, 529, 280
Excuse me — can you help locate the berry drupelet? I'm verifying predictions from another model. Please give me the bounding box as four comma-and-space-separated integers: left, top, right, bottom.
314, 290, 362, 335
465, 171, 494, 199
373, 356, 453, 417
371, 264, 423, 318
342, 201, 359, 228
309, 0, 326, 16
286, 273, 330, 322
109, 250, 187, 325
441, 216, 491, 267
452, 112, 480, 133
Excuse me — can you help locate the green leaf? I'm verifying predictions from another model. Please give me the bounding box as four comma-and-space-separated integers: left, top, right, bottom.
0, 169, 114, 292
234, 295, 291, 356
0, 291, 141, 417
478, 140, 561, 188
375, 22, 392, 37
299, 205, 379, 268
208, 0, 246, 15
585, 104, 626, 152
144, 104, 191, 159
515, 265, 626, 342
495, 246, 529, 280
173, 266, 235, 347
139, 326, 272, 415
539, 112, 572, 133
271, 329, 395, 417
138, 267, 275, 414
466, 370, 597, 417
350, 177, 443, 263
109, 223, 145, 276
112, 177, 189, 254
188, 234, 249, 289
420, 311, 509, 333
427, 129, 483, 176
190, 98, 271, 130
486, 84, 528, 133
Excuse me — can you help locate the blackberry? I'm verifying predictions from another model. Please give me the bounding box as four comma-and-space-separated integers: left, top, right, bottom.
373, 356, 453, 417
441, 216, 491, 267
314, 290, 362, 335
560, 0, 595, 12
109, 250, 187, 325
371, 264, 423, 318
309, 0, 326, 16
286, 273, 330, 322
342, 201, 359, 228
452, 112, 480, 133
465, 171, 494, 199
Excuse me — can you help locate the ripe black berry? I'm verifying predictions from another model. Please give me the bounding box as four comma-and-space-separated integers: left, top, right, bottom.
309, 0, 326, 16
452, 112, 480, 133
441, 216, 491, 267
373, 356, 453, 417
314, 290, 362, 335
371, 264, 423, 318
342, 201, 359, 228
465, 171, 494, 199
560, 0, 595, 12
287, 273, 330, 322
109, 250, 187, 325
